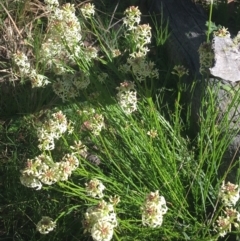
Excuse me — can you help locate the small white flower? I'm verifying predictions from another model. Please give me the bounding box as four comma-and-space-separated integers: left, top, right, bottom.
13, 51, 31, 75
70, 140, 88, 158
85, 179, 106, 198
91, 114, 105, 136
37, 110, 69, 151
83, 46, 98, 60
39, 163, 59, 185
81, 3, 95, 19
57, 161, 72, 181
83, 199, 118, 240
109, 195, 121, 206
62, 153, 79, 171
141, 190, 168, 228
21, 158, 42, 177
219, 181, 240, 207
147, 129, 158, 138
40, 2, 83, 75
224, 207, 240, 228
134, 24, 152, 46
116, 81, 137, 114
214, 26, 230, 37
36, 216, 56, 234
123, 6, 141, 30
112, 49, 121, 58
97, 73, 109, 83
38, 137, 55, 151
29, 70, 50, 88
172, 65, 189, 78
91, 220, 114, 241
44, 0, 59, 6
72, 75, 90, 90
214, 215, 231, 237
126, 56, 159, 81
20, 173, 42, 190
142, 203, 164, 228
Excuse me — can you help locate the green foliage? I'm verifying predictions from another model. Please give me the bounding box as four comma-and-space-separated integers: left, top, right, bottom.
1, 0, 240, 240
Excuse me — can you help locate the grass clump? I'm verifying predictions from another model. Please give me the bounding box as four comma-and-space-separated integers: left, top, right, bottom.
1, 0, 240, 240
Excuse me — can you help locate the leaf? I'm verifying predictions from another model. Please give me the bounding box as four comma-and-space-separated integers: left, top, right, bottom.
210, 33, 240, 82
205, 21, 219, 35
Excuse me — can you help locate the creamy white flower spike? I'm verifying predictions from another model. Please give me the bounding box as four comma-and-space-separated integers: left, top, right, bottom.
41, 3, 83, 74
13, 51, 50, 88
123, 6, 141, 30
116, 81, 137, 114
81, 3, 95, 19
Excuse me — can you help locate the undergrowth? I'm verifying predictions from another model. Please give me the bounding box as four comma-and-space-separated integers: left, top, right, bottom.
1, 0, 240, 240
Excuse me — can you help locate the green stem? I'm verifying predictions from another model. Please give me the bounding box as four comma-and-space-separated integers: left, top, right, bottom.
207, 1, 213, 43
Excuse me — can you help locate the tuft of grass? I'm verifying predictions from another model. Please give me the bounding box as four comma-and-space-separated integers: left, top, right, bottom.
1, 0, 240, 240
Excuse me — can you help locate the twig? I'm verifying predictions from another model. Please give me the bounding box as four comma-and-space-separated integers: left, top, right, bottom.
0, 2, 22, 38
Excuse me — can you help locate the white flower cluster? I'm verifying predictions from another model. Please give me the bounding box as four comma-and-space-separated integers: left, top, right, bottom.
41, 2, 82, 74
36, 216, 56, 234
13, 52, 30, 76
97, 72, 109, 83
80, 3, 95, 19
214, 181, 240, 237
81, 114, 105, 136
123, 6, 141, 31
13, 51, 50, 88
37, 110, 73, 150
85, 179, 106, 199
83, 197, 120, 241
111, 49, 121, 58
52, 72, 90, 102
233, 32, 240, 45
70, 140, 88, 158
89, 114, 105, 136
142, 190, 168, 228
171, 65, 189, 78
120, 7, 158, 84
42, 1, 97, 74
214, 26, 230, 37
20, 153, 79, 190
219, 181, 240, 207
119, 52, 159, 82
131, 24, 152, 53
83, 46, 98, 62
214, 208, 240, 238
123, 6, 151, 55
78, 103, 105, 136
198, 42, 214, 75
147, 129, 158, 138
44, 0, 59, 7
116, 81, 137, 114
